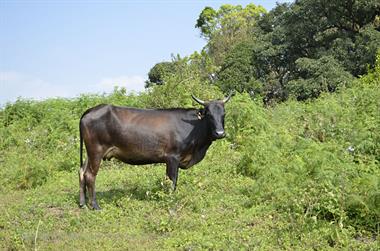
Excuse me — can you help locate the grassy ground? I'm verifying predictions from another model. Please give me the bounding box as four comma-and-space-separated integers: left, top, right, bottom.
1, 142, 255, 250
1, 140, 378, 250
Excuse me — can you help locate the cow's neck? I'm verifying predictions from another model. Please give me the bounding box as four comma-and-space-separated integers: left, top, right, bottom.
178, 111, 214, 169
194, 110, 214, 143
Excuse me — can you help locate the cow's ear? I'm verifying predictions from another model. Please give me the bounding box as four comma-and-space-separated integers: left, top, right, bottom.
197, 109, 205, 120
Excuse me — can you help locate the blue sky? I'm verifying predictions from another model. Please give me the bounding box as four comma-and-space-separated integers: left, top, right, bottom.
0, 0, 290, 105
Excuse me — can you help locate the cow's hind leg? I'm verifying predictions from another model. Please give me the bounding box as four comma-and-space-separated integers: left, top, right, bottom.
79, 159, 88, 208
85, 156, 102, 210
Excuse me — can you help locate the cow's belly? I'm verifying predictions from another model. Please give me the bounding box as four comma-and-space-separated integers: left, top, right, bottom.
102, 146, 165, 165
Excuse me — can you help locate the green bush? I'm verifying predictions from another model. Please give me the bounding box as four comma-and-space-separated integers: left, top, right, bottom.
142, 56, 223, 109
233, 70, 379, 233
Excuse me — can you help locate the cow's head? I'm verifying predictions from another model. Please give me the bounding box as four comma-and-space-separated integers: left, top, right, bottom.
192, 92, 232, 139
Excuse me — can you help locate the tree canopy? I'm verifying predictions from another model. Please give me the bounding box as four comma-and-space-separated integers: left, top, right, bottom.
145, 61, 178, 88
146, 0, 380, 104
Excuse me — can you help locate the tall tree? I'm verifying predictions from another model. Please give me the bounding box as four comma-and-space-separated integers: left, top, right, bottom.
195, 4, 266, 66
145, 61, 177, 88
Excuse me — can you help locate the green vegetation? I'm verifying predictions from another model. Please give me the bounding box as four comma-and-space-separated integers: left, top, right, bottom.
193, 0, 380, 103
145, 61, 178, 88
147, 0, 380, 104
1, 56, 379, 249
1, 0, 379, 249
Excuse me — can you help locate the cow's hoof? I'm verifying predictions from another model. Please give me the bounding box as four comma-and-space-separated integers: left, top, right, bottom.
79, 200, 86, 208
92, 203, 101, 210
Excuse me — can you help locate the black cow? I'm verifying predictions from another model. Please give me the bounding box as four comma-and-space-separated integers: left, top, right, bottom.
79, 94, 231, 209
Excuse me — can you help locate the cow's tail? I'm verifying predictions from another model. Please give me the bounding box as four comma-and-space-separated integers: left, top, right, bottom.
79, 119, 84, 167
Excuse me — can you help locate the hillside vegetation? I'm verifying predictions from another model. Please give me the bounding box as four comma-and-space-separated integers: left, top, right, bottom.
1, 0, 380, 249
0, 53, 379, 250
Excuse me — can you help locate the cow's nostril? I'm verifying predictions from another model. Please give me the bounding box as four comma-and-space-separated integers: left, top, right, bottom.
215, 130, 225, 138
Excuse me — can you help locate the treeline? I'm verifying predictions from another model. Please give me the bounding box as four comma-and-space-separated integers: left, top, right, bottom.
146, 0, 380, 104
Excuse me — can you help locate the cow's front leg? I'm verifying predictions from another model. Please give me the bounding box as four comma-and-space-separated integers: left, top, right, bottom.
166, 157, 180, 191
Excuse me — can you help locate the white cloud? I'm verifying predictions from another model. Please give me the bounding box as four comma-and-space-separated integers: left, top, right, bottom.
96, 75, 146, 94
0, 72, 147, 105
0, 71, 71, 104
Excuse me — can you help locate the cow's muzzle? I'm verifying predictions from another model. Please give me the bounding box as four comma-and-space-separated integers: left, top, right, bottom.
214, 130, 226, 139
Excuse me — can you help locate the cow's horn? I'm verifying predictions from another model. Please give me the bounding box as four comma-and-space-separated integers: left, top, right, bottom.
222, 91, 233, 103
192, 94, 206, 106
